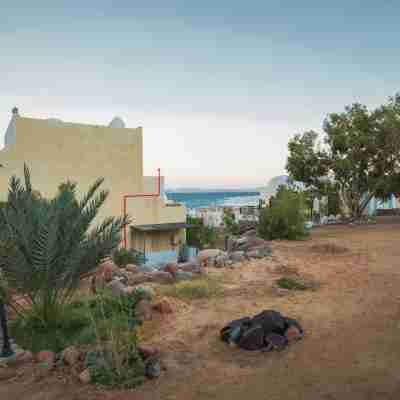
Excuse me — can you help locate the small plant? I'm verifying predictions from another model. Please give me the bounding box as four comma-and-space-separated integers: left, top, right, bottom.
112, 248, 146, 267
163, 277, 221, 300
86, 289, 147, 389
277, 277, 307, 291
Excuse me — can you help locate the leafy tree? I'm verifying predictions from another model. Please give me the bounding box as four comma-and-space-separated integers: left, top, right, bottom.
258, 187, 308, 240
223, 211, 240, 235
186, 216, 217, 249
0, 165, 129, 325
287, 95, 400, 219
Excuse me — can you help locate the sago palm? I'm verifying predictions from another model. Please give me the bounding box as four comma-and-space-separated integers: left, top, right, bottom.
0, 165, 129, 326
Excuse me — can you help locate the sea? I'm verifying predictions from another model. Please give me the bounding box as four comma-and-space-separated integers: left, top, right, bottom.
166, 191, 261, 209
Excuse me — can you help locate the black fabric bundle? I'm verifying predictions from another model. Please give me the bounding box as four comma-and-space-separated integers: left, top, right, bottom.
220, 310, 303, 351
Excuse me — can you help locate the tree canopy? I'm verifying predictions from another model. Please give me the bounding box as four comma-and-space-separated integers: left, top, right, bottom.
286, 94, 400, 218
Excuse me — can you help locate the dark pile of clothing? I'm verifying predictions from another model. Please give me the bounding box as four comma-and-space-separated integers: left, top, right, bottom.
220, 310, 303, 351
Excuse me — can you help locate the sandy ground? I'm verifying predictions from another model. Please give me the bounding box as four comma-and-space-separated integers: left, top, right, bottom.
2, 222, 400, 400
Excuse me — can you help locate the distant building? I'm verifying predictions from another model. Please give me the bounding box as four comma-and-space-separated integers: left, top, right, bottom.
0, 108, 188, 265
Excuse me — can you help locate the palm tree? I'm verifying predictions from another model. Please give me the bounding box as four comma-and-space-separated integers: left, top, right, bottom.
0, 165, 129, 326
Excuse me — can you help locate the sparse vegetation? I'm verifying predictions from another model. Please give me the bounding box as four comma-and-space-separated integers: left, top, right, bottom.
162, 277, 222, 300
277, 277, 308, 291
113, 247, 146, 267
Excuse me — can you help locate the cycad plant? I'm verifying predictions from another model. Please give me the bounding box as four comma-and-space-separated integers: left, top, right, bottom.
0, 165, 129, 327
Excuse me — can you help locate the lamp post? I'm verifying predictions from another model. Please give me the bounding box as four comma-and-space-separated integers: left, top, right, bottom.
0, 299, 13, 358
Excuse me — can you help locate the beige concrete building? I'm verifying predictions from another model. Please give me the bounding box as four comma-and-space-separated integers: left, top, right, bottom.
0, 108, 187, 264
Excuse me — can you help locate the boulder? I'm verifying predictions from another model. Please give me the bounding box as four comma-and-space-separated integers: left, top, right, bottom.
15, 350, 34, 365
247, 250, 263, 259
175, 271, 194, 281
151, 271, 175, 284
137, 345, 160, 361
106, 279, 126, 296
137, 264, 158, 274
163, 262, 179, 277
36, 350, 56, 370
236, 237, 268, 251
134, 285, 155, 299
153, 298, 173, 314
62, 346, 80, 366
197, 249, 224, 263
215, 254, 228, 268
230, 251, 246, 263
100, 260, 118, 282
125, 264, 138, 273
79, 368, 91, 384
145, 359, 161, 379
127, 272, 153, 286
242, 229, 257, 237
136, 298, 153, 321
178, 260, 201, 273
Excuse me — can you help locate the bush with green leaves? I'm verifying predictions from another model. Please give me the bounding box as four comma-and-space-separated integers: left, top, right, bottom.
258, 186, 308, 240
112, 247, 146, 267
186, 216, 218, 249
0, 165, 129, 327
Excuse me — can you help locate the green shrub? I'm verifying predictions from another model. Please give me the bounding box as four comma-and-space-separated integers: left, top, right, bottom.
186, 217, 218, 249
112, 248, 146, 267
258, 187, 308, 240
277, 277, 307, 291
0, 165, 129, 327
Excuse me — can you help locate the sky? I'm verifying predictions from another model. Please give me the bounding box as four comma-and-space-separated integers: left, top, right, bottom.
1, 1, 399, 188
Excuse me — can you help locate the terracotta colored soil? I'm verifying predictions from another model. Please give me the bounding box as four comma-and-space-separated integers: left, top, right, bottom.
2, 222, 400, 399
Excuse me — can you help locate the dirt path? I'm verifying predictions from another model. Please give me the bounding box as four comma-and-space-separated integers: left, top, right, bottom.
2, 223, 400, 399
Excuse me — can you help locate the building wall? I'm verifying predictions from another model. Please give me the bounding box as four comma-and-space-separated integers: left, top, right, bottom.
0, 116, 142, 225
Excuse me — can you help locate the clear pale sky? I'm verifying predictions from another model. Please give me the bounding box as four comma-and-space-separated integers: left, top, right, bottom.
1, 1, 399, 188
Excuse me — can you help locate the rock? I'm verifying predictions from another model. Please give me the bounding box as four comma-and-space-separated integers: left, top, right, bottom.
106, 279, 126, 296
197, 249, 224, 263
125, 264, 138, 273
0, 367, 17, 381
15, 350, 34, 365
242, 229, 257, 237
137, 345, 160, 361
275, 287, 290, 297
79, 368, 91, 384
178, 260, 201, 273
137, 264, 157, 274
134, 285, 155, 300
84, 350, 111, 370
136, 299, 153, 321
36, 350, 56, 370
215, 254, 228, 268
230, 251, 246, 263
101, 260, 118, 282
151, 271, 174, 284
285, 325, 303, 342
175, 271, 194, 281
227, 237, 235, 252
127, 272, 153, 286
163, 262, 179, 277
145, 359, 161, 379
247, 250, 263, 259
237, 237, 268, 251
62, 346, 80, 366
153, 298, 173, 314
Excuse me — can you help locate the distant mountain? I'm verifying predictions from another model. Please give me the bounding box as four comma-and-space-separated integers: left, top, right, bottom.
259, 175, 289, 196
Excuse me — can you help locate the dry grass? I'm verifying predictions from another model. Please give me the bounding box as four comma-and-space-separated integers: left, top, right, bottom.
161, 276, 223, 300
310, 241, 349, 254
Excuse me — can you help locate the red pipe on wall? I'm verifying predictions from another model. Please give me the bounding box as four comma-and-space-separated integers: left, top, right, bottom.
122, 168, 161, 249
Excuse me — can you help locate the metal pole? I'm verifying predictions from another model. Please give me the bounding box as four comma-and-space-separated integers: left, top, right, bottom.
0, 300, 13, 358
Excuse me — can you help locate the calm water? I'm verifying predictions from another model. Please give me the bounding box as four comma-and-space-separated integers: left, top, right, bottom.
166, 191, 261, 209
